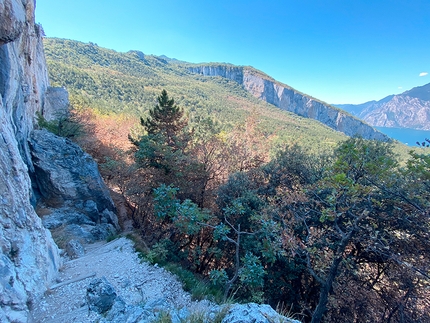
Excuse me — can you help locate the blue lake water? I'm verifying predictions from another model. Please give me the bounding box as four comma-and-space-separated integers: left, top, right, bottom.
376, 127, 430, 146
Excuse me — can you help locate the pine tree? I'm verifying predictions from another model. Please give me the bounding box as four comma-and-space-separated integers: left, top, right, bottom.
141, 89, 187, 148
133, 89, 191, 177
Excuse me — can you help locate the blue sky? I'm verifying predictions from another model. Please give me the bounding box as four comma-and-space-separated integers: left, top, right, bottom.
36, 0, 430, 104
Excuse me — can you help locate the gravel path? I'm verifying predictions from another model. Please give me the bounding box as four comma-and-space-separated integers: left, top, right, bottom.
30, 237, 195, 323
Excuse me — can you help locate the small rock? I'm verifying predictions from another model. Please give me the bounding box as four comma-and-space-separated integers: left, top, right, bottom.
178, 307, 190, 321
121, 279, 131, 288
102, 297, 127, 322
144, 298, 171, 313
86, 277, 117, 314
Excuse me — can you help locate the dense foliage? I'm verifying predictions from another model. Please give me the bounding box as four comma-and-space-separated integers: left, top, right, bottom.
124, 91, 430, 322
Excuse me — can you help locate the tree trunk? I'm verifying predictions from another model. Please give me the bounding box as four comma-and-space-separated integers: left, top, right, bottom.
310, 256, 342, 323
223, 226, 241, 302
311, 223, 357, 323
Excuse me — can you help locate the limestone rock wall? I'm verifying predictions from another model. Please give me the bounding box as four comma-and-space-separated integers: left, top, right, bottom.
41, 86, 70, 121
0, 0, 61, 322
188, 64, 244, 84
189, 65, 389, 141
0, 0, 50, 167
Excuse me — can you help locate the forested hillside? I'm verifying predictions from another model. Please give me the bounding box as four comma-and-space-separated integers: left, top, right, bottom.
43, 37, 347, 152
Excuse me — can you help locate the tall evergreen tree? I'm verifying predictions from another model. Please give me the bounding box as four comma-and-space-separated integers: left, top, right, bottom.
133, 89, 209, 205
132, 90, 189, 173
140, 89, 188, 149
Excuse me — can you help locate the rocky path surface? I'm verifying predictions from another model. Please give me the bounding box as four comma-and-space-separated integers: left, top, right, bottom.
30, 237, 301, 323
30, 237, 198, 322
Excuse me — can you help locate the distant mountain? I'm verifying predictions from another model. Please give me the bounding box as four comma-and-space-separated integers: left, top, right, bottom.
43, 38, 388, 145
402, 82, 430, 101
159, 55, 186, 64
336, 83, 430, 130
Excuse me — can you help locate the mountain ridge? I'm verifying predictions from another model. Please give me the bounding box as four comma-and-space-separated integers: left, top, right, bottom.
43, 38, 388, 142
336, 83, 430, 130
187, 64, 388, 141
403, 82, 430, 101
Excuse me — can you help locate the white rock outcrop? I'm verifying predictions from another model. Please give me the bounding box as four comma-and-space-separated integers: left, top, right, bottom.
0, 0, 61, 321
42, 86, 70, 121
222, 303, 301, 323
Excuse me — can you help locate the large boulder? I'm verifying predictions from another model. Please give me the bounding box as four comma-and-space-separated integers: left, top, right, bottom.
30, 129, 116, 215
30, 129, 120, 246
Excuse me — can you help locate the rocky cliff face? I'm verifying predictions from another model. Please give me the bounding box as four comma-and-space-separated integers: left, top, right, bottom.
188, 65, 388, 141
1, 1, 61, 321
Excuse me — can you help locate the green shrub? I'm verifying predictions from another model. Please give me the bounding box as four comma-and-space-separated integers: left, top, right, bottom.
164, 263, 223, 303
36, 111, 83, 138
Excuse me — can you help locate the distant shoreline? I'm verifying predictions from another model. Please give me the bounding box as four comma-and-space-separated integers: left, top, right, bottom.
376, 127, 430, 146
